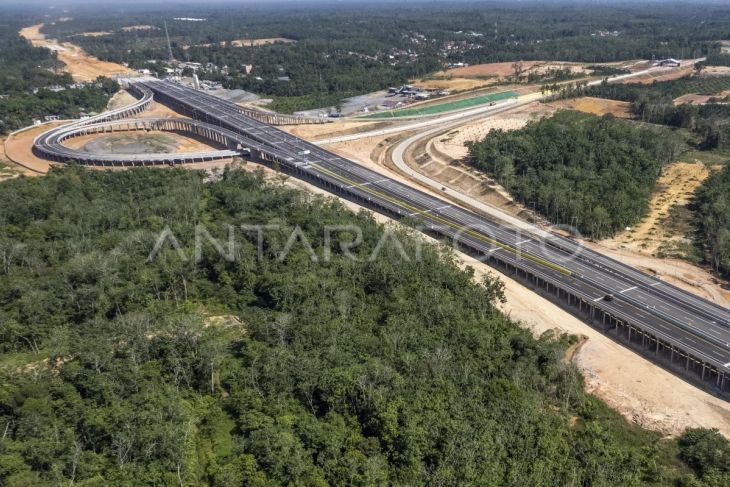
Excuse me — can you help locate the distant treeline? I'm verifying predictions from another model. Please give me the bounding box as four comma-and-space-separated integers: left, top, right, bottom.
34, 1, 730, 111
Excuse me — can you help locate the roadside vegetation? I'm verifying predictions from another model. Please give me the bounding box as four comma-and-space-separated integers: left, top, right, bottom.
693, 165, 730, 278
466, 111, 684, 238
0, 167, 728, 485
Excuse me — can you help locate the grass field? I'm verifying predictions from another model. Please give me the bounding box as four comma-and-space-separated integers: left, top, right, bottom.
364, 90, 518, 119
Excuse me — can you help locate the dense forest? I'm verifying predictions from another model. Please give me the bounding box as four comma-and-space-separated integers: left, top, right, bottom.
0, 167, 728, 485
693, 166, 730, 278
0, 20, 118, 134
466, 111, 684, 238
32, 1, 730, 111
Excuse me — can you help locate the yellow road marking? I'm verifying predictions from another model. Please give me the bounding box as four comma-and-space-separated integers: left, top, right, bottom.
309, 162, 572, 276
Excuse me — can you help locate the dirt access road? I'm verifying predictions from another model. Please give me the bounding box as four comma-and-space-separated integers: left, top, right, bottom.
19, 24, 134, 82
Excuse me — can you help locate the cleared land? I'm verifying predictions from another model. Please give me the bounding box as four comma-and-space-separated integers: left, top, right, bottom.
3, 93, 192, 174
121, 25, 158, 32
71, 31, 113, 37
0, 152, 20, 181
66, 132, 215, 155
674, 93, 716, 105
413, 78, 497, 91
433, 61, 543, 78
548, 96, 632, 118
604, 162, 711, 256
229, 37, 296, 47
3, 122, 65, 174
184, 38, 297, 50
19, 24, 134, 82
619, 64, 695, 85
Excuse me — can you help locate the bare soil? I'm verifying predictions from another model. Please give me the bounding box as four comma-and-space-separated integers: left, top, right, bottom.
434, 61, 543, 78
121, 25, 158, 32
547, 96, 632, 118
72, 31, 113, 37
3, 123, 65, 175
413, 78, 499, 92
282, 121, 387, 140
228, 38, 296, 47
619, 64, 695, 85
20, 24, 134, 82
605, 162, 711, 255
674, 93, 716, 105
64, 131, 218, 154
703, 66, 730, 76
432, 101, 554, 160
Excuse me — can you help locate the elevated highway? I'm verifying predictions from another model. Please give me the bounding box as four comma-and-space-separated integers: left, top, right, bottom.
34, 79, 730, 395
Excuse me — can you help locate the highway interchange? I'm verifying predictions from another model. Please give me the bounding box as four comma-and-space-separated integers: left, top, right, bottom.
32, 73, 730, 393
139, 80, 730, 384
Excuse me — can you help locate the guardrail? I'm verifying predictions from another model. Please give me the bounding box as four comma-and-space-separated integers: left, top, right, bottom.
33, 117, 241, 165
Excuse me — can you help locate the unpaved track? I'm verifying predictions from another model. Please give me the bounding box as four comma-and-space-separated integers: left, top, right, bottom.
20, 24, 134, 82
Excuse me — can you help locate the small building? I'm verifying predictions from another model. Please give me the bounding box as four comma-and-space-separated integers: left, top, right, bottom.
654, 58, 681, 67
44, 115, 60, 122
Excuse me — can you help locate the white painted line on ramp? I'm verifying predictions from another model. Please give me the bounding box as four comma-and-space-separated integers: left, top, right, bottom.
344, 178, 389, 189
408, 204, 451, 217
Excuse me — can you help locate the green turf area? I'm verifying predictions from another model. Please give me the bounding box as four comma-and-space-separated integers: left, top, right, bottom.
364, 90, 518, 118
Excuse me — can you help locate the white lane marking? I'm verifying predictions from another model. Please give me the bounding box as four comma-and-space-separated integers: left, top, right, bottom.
592, 296, 604, 302
725, 362, 730, 368
620, 286, 638, 293
515, 239, 531, 245
487, 248, 501, 254
408, 204, 451, 217
650, 282, 661, 286
344, 178, 389, 189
